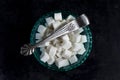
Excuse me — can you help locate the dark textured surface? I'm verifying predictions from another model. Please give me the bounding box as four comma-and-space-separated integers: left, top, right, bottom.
0, 0, 120, 80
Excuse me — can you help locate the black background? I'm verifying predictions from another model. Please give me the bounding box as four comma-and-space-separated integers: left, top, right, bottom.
0, 0, 120, 80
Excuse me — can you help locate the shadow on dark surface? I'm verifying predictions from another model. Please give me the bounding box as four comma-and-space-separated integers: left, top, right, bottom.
0, 0, 120, 80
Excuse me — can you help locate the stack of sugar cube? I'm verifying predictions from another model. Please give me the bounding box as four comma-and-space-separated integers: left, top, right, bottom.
35, 12, 87, 68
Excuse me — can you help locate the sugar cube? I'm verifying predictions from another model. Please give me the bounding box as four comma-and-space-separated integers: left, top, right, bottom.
40, 51, 49, 63
66, 15, 75, 21
72, 43, 84, 51
35, 33, 42, 39
69, 55, 78, 64
61, 34, 70, 41
62, 49, 72, 58
37, 25, 46, 34
52, 21, 61, 30
68, 32, 75, 43
77, 47, 86, 55
45, 17, 55, 26
47, 56, 55, 65
80, 35, 87, 43
49, 46, 57, 57
61, 40, 72, 49
54, 13, 62, 21
55, 58, 69, 68
74, 34, 81, 43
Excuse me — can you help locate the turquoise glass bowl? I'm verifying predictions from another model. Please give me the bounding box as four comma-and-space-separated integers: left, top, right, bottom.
30, 11, 92, 71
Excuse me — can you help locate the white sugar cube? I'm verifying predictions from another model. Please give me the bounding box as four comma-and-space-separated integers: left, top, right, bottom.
35, 33, 42, 39
68, 32, 75, 42
40, 51, 49, 63
80, 35, 87, 43
75, 35, 81, 42
62, 49, 72, 58
72, 43, 84, 51
74, 28, 84, 34
69, 32, 82, 43
52, 21, 61, 30
61, 34, 69, 41
37, 25, 46, 34
77, 47, 86, 55
54, 13, 62, 21
49, 46, 57, 57
66, 15, 75, 21
55, 58, 69, 68
69, 55, 78, 64
47, 56, 55, 65
45, 17, 55, 26
61, 40, 72, 49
